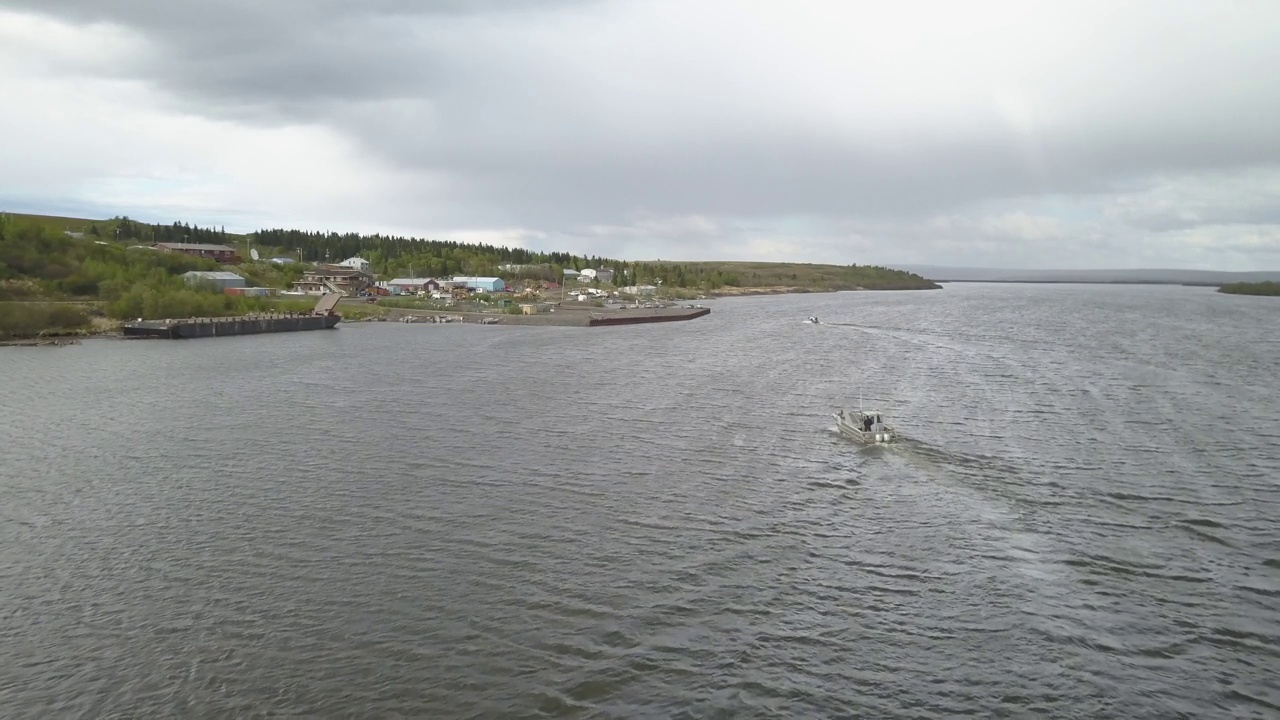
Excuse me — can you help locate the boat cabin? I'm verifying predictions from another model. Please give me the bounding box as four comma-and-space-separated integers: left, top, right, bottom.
861, 410, 885, 432
833, 407, 895, 443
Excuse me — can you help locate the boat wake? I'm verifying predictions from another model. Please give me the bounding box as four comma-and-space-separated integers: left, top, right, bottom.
829, 426, 1024, 478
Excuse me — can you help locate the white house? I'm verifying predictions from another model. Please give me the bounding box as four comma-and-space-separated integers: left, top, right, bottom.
579, 268, 598, 281
338, 257, 371, 273
620, 284, 658, 296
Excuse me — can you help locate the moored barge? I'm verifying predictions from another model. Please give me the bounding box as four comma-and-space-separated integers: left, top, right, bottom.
586, 307, 710, 326
122, 293, 343, 339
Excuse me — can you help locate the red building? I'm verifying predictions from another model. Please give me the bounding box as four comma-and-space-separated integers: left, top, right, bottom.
153, 242, 241, 263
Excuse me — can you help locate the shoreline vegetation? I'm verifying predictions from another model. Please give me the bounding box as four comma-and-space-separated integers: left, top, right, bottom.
1218, 281, 1280, 296
1, 211, 938, 340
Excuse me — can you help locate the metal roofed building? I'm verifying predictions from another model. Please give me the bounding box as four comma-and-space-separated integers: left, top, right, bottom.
182, 271, 246, 291
385, 278, 441, 294
154, 242, 241, 263
450, 276, 506, 293
338, 257, 371, 273
620, 284, 658, 295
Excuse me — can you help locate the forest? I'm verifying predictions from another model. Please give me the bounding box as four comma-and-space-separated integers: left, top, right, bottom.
252, 227, 939, 291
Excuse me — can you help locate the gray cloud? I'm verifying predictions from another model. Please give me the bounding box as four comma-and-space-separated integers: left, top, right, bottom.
4, 0, 1280, 269
4, 0, 591, 113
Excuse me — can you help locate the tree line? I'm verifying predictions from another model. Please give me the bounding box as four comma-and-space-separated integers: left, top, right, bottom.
1218, 281, 1280, 296
86, 216, 232, 245
247, 227, 936, 291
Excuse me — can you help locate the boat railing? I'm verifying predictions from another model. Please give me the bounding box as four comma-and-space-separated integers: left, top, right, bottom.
157, 310, 334, 324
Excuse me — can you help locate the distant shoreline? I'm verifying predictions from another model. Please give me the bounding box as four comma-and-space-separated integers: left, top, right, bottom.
703, 284, 940, 297
898, 265, 1280, 286
932, 279, 1222, 287
1217, 281, 1280, 297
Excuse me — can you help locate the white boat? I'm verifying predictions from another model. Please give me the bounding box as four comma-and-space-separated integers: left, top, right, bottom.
833, 408, 895, 443
805, 316, 820, 324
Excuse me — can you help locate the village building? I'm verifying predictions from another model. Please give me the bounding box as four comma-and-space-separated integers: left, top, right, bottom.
384, 278, 441, 295
450, 276, 506, 293
498, 263, 551, 273
182, 271, 246, 291
337, 257, 371, 273
620, 284, 658, 296
154, 242, 241, 263
291, 264, 374, 296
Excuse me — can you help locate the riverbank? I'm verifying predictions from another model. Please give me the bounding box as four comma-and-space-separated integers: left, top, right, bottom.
0, 297, 393, 342
0, 337, 83, 347
2, 298, 710, 341
703, 284, 936, 297
0, 303, 121, 342
375, 304, 710, 327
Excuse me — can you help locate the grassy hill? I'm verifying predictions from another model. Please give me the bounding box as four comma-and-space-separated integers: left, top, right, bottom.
4, 212, 101, 234
5, 212, 252, 243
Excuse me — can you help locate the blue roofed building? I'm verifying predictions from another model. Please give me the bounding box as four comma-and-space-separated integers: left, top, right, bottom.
451, 276, 506, 293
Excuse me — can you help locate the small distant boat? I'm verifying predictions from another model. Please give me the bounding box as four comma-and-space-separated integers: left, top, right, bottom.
834, 408, 895, 444
805, 316, 820, 324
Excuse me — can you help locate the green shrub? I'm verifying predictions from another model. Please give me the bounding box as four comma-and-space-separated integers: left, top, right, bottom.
0, 303, 91, 339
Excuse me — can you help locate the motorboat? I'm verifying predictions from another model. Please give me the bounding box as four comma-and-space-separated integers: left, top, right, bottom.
833, 408, 895, 443
805, 316, 820, 324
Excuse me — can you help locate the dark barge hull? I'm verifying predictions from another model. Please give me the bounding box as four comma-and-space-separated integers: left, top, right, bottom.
586, 308, 710, 327
122, 314, 340, 339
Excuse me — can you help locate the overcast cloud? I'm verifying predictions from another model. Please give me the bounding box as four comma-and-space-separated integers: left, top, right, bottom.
2, 0, 1279, 269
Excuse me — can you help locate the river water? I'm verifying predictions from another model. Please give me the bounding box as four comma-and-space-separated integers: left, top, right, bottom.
1, 283, 1278, 719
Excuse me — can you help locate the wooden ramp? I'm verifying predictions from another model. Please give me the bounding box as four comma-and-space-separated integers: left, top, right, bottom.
313, 293, 342, 314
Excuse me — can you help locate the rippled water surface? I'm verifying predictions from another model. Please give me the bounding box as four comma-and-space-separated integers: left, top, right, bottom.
2, 283, 1279, 719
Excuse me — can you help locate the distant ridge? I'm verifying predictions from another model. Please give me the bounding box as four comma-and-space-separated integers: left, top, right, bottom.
898, 265, 1280, 285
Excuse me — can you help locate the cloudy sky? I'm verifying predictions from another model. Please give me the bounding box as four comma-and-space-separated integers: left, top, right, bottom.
1, 0, 1278, 270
